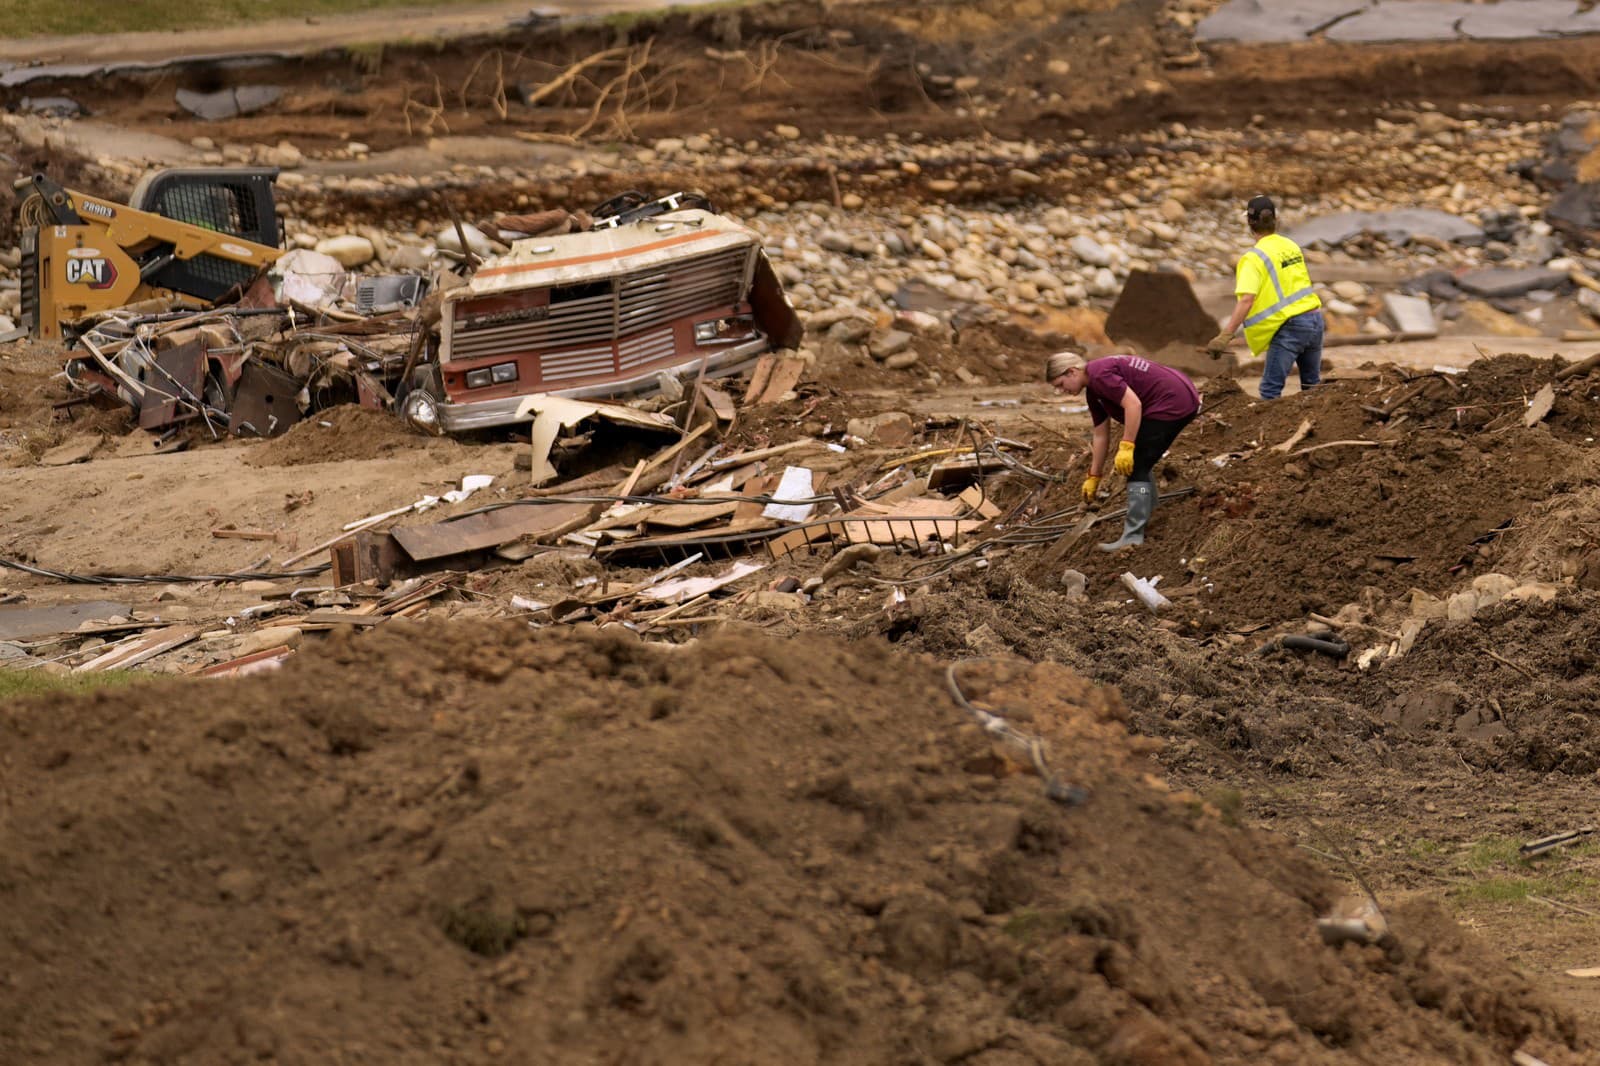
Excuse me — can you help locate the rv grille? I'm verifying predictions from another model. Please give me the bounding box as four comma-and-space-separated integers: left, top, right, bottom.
450, 244, 750, 366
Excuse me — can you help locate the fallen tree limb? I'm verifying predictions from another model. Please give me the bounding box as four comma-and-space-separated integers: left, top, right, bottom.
1555, 351, 1600, 380
1290, 439, 1387, 457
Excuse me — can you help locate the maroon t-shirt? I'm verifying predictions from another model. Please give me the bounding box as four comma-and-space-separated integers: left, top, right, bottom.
1084, 355, 1200, 426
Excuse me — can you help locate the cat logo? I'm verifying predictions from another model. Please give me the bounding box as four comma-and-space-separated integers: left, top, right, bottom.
65, 256, 118, 289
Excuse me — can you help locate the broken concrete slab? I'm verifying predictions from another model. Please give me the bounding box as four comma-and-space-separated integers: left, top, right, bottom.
1382, 293, 1436, 335
1459, 0, 1575, 39
174, 85, 282, 122
1324, 3, 1476, 42
1455, 267, 1570, 299
1196, 0, 1367, 42
1288, 209, 1484, 249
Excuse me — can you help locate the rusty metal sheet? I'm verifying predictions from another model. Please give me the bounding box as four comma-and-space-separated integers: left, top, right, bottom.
228, 360, 302, 438
392, 501, 596, 562
138, 339, 206, 430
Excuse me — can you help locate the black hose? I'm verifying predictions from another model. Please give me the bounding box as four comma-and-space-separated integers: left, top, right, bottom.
1254, 634, 1351, 660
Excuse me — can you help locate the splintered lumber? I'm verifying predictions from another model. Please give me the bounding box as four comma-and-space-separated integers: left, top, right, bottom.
958, 484, 1002, 519
707, 438, 818, 470
392, 502, 596, 561
640, 561, 765, 603
1556, 352, 1600, 380
745, 356, 805, 405
300, 610, 386, 627
636, 423, 712, 479
75, 625, 198, 672
1523, 383, 1556, 427
698, 383, 736, 422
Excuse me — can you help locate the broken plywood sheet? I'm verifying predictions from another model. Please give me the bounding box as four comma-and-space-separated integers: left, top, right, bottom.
75, 625, 198, 672
1524, 383, 1557, 427
743, 355, 806, 405
697, 382, 736, 422
516, 394, 678, 486
640, 561, 765, 603
393, 501, 596, 561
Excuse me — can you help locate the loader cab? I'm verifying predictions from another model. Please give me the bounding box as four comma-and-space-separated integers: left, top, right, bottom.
127, 167, 281, 302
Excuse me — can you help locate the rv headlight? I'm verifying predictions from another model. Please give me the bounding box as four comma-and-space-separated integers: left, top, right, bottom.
694, 315, 756, 344
465, 368, 493, 388
491, 361, 519, 384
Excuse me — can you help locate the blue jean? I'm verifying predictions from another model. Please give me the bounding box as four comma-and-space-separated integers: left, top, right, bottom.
1260, 310, 1324, 400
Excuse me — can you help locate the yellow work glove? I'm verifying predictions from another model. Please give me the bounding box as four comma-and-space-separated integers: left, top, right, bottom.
1113, 440, 1135, 476
1206, 331, 1233, 358
1081, 475, 1101, 504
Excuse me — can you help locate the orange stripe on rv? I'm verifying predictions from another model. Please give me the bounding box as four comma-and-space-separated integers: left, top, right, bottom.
475, 230, 727, 278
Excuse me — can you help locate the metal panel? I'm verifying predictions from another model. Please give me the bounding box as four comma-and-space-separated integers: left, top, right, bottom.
448, 245, 752, 369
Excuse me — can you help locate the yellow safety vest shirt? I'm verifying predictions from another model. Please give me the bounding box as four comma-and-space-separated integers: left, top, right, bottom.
1235, 233, 1321, 356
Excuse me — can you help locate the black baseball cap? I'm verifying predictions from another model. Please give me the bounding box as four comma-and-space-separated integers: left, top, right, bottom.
1246, 195, 1276, 223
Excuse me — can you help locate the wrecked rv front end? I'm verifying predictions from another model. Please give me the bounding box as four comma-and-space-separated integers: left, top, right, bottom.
421, 206, 801, 434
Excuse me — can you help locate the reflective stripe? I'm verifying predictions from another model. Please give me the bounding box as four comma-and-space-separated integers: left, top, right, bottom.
1242, 248, 1313, 326
1244, 286, 1315, 327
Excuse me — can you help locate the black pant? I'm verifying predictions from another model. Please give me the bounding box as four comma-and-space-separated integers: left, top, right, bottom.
1128, 413, 1195, 484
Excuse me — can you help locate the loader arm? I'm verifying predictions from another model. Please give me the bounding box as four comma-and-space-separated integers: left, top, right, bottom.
16, 169, 284, 340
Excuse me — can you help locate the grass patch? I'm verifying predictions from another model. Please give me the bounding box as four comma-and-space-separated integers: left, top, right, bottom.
1436, 834, 1600, 908
4, 0, 511, 38
0, 668, 144, 700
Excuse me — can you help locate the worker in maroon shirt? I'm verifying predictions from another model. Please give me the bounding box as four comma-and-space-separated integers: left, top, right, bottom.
1045, 351, 1200, 551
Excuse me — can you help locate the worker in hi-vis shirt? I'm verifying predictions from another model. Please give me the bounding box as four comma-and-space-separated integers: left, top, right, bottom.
1206, 195, 1324, 400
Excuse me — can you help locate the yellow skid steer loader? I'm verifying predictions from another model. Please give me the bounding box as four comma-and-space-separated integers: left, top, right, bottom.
15, 168, 285, 340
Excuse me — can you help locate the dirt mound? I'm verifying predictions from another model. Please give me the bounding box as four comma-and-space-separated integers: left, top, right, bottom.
242, 403, 444, 466
1, 623, 1585, 1064
1026, 358, 1600, 628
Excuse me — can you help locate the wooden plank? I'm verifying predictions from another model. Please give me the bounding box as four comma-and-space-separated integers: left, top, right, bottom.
636, 423, 712, 478
733, 474, 774, 523
706, 438, 818, 470
698, 382, 736, 422
75, 625, 198, 672
958, 485, 1002, 519
196, 646, 295, 678
741, 355, 776, 404
211, 524, 283, 541
754, 357, 805, 405
392, 502, 596, 562
642, 498, 741, 530
300, 610, 387, 627
1523, 383, 1556, 427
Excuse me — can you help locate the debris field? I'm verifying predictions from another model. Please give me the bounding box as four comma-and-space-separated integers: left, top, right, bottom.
4, 1, 1600, 1063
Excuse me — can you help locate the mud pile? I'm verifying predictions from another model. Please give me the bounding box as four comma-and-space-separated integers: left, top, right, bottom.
0, 623, 1585, 1064
242, 403, 461, 467
1038, 355, 1600, 628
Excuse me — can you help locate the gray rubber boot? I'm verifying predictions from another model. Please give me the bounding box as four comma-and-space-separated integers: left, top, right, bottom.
1098, 482, 1155, 552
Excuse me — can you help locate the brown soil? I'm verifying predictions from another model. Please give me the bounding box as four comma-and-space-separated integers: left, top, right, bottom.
0, 623, 1588, 1064
1025, 357, 1600, 629
242, 403, 452, 467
